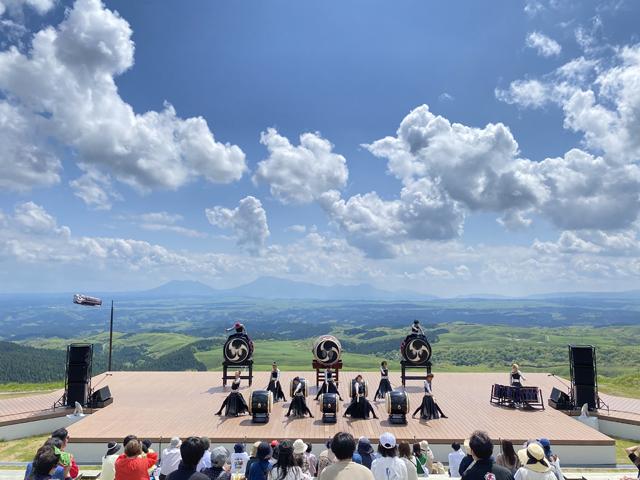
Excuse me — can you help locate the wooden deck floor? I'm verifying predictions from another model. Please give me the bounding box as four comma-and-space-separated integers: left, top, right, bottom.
54, 371, 616, 445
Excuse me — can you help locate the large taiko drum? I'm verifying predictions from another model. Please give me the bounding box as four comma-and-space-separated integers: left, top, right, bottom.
248, 390, 273, 414
386, 390, 410, 415
319, 393, 340, 414
400, 335, 432, 365
223, 334, 254, 364
312, 335, 342, 366
290, 378, 308, 397
350, 378, 369, 399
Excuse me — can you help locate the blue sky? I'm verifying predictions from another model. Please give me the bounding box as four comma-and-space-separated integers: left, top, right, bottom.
1, 0, 640, 295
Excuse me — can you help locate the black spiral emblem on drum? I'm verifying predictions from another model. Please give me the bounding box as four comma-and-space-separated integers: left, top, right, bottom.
401, 336, 432, 365
224, 337, 252, 363
315, 339, 340, 365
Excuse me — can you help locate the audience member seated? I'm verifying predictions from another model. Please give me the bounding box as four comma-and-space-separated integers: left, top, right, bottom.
100, 442, 122, 480
398, 442, 419, 480
624, 444, 640, 479
292, 440, 310, 476
29, 445, 69, 480
115, 438, 159, 480
358, 438, 376, 470
461, 431, 513, 480
412, 444, 428, 477
25, 438, 66, 480
159, 438, 182, 480
317, 440, 336, 477
166, 437, 210, 480
458, 440, 474, 477
304, 443, 317, 477
537, 439, 564, 480
249, 442, 273, 480
514, 442, 555, 480
495, 440, 520, 475
268, 439, 310, 480
230, 443, 250, 476
197, 437, 212, 472
51, 429, 79, 479
246, 441, 262, 479
202, 447, 230, 480
371, 433, 407, 480
448, 442, 466, 478
318, 432, 374, 480
420, 440, 445, 474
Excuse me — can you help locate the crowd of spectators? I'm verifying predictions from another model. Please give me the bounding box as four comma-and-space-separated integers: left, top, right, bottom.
24, 427, 640, 480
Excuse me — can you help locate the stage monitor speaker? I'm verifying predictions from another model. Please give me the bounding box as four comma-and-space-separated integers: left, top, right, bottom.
574, 384, 597, 410
91, 386, 112, 403
548, 387, 571, 410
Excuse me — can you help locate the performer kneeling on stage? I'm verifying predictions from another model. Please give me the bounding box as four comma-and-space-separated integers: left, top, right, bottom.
286, 377, 314, 418
216, 371, 249, 416
315, 367, 343, 401
267, 362, 287, 402
374, 361, 393, 401
412, 373, 447, 420
344, 375, 378, 419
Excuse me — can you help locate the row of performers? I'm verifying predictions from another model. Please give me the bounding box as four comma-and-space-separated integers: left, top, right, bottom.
215, 361, 447, 420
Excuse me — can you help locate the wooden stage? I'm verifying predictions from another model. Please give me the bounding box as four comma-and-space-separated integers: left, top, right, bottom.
58, 371, 614, 446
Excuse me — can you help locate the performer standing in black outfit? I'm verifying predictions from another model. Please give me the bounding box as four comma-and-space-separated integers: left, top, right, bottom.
344, 375, 378, 419
266, 362, 287, 402
374, 361, 393, 401
412, 373, 447, 420
216, 371, 249, 416
509, 363, 526, 406
315, 367, 343, 400
286, 377, 314, 418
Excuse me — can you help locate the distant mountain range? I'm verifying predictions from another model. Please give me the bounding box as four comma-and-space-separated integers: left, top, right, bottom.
143, 277, 438, 301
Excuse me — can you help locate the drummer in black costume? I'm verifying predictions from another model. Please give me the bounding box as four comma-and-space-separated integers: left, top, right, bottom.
510, 363, 526, 405
344, 374, 378, 419
411, 319, 425, 336
374, 361, 393, 401
286, 377, 314, 418
315, 367, 343, 401
412, 373, 447, 420
266, 362, 287, 402
216, 371, 249, 416
226, 322, 247, 336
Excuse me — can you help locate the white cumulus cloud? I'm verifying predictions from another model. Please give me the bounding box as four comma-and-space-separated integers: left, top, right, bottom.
526, 31, 562, 57
254, 128, 349, 204
206, 196, 270, 254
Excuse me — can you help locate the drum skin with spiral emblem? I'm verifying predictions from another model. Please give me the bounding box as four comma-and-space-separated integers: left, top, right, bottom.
385, 390, 409, 414
312, 335, 342, 366
223, 335, 254, 364
400, 335, 432, 365
319, 393, 340, 414
290, 377, 308, 397
248, 390, 273, 414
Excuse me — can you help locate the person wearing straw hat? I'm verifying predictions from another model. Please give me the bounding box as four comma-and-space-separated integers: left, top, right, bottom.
100, 442, 121, 480
514, 443, 555, 480
159, 438, 182, 480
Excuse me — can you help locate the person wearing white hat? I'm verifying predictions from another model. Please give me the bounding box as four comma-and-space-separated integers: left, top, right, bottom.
159, 438, 182, 480
514, 443, 555, 480
293, 440, 311, 476
371, 433, 407, 480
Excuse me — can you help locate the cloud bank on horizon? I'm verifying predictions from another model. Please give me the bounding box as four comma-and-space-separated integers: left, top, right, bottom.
1, 0, 639, 295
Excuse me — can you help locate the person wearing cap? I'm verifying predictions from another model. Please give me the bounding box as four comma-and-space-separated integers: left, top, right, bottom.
246, 441, 262, 479
458, 439, 474, 477
292, 440, 310, 476
624, 444, 640, 479
460, 431, 513, 480
159, 438, 182, 480
371, 433, 407, 480
514, 443, 555, 480
358, 438, 376, 470
317, 440, 336, 478
100, 442, 121, 480
268, 439, 311, 480
267, 362, 287, 402
318, 432, 374, 480
249, 442, 273, 480
229, 443, 250, 476
536, 439, 563, 480
412, 374, 447, 420
201, 446, 230, 480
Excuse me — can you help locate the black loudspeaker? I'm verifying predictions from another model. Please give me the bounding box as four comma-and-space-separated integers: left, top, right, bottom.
65, 344, 93, 407
91, 386, 112, 403
548, 387, 571, 410
569, 345, 598, 411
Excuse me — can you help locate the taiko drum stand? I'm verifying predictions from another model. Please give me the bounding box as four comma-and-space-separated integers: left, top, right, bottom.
222, 360, 254, 387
